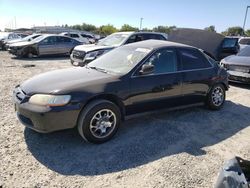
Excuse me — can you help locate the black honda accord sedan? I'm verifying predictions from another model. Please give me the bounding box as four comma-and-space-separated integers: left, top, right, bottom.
13, 40, 229, 143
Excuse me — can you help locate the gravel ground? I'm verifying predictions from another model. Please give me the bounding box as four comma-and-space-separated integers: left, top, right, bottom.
1, 51, 250, 188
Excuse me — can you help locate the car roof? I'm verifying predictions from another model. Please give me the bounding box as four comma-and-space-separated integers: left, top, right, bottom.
124, 39, 195, 50
114, 31, 166, 36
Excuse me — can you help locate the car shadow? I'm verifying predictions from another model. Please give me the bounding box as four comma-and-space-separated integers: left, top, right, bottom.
24, 101, 250, 176
229, 82, 250, 90
11, 55, 70, 61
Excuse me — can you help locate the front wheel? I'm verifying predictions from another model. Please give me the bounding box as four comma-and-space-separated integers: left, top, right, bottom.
77, 100, 121, 144
206, 84, 226, 110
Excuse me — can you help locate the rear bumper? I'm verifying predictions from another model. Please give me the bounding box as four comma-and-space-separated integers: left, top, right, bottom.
228, 70, 250, 83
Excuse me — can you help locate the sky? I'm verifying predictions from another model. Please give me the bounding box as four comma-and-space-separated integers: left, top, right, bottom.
0, 0, 250, 32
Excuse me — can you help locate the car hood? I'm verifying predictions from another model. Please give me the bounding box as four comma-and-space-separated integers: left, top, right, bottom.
7, 38, 23, 44
74, 44, 113, 52
223, 55, 250, 66
10, 41, 35, 47
20, 67, 117, 95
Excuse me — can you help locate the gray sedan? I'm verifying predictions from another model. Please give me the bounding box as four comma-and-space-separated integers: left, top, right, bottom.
220, 46, 250, 83
8, 34, 82, 58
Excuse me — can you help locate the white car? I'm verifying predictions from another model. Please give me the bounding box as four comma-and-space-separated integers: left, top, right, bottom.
70, 31, 168, 66
60, 32, 91, 44
0, 32, 21, 50
238, 37, 250, 51
5, 34, 42, 50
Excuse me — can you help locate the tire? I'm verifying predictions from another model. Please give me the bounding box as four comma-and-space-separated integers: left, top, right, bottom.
206, 84, 226, 110
77, 100, 121, 144
22, 48, 34, 58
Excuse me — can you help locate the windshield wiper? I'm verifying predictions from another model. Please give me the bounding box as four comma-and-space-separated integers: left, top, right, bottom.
88, 66, 108, 73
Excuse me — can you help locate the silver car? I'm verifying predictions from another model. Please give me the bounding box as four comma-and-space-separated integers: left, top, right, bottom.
8, 34, 82, 58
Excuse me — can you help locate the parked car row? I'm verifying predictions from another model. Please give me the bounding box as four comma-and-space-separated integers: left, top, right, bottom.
0, 31, 97, 54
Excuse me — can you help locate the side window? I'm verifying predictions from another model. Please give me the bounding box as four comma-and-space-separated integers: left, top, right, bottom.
58, 37, 71, 43
70, 34, 79, 38
154, 34, 166, 40
135, 34, 144, 42
8, 34, 13, 39
179, 48, 212, 70
40, 36, 57, 45
142, 49, 177, 74
126, 35, 136, 44
14, 34, 20, 39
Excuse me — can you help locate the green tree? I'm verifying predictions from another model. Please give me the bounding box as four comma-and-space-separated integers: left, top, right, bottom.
71, 24, 82, 31
222, 26, 243, 36
153, 25, 176, 34
245, 29, 250, 36
80, 23, 97, 32
141, 28, 152, 32
98, 24, 118, 35
120, 24, 138, 31
204, 25, 216, 32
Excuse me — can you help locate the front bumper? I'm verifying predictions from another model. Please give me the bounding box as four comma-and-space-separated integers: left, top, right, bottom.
70, 52, 93, 67
228, 70, 250, 84
8, 47, 22, 56
13, 87, 81, 133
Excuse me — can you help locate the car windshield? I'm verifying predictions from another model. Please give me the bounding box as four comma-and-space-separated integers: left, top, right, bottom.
239, 38, 250, 45
98, 33, 131, 46
32, 35, 48, 43
222, 38, 238, 48
237, 46, 250, 56
87, 46, 152, 74
0, 32, 9, 39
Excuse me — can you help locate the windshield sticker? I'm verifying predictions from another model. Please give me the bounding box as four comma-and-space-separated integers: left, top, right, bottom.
135, 48, 151, 53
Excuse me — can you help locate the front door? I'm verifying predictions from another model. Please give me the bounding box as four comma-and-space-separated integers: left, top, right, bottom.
38, 36, 57, 55
127, 48, 182, 114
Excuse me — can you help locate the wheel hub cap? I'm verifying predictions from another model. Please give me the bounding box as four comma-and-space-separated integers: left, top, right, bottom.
212, 87, 224, 106
90, 109, 116, 139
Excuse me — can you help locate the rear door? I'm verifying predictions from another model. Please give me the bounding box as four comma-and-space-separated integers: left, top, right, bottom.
128, 48, 182, 114
56, 36, 72, 54
178, 48, 215, 104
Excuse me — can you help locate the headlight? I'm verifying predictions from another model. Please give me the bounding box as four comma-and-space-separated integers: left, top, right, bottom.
29, 94, 71, 106
85, 51, 99, 61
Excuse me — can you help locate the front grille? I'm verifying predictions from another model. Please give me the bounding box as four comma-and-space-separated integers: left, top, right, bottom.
229, 75, 250, 83
72, 50, 86, 59
228, 65, 250, 73
17, 113, 34, 127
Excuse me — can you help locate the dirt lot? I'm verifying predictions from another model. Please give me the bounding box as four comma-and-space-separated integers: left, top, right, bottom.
1, 51, 250, 188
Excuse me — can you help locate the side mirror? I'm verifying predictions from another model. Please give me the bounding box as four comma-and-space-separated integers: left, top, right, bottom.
139, 64, 154, 75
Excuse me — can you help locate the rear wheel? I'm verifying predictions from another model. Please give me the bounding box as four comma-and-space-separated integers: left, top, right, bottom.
77, 100, 121, 144
206, 84, 225, 110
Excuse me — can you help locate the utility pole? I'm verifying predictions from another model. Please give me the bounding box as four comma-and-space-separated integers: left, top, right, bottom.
140, 17, 144, 30
14, 16, 16, 29
243, 6, 250, 35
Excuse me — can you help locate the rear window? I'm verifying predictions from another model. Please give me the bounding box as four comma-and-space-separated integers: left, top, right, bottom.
70, 34, 79, 38
222, 38, 238, 48
179, 48, 212, 70
143, 34, 166, 41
